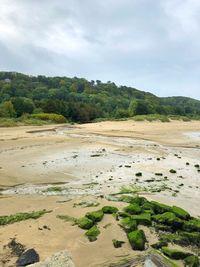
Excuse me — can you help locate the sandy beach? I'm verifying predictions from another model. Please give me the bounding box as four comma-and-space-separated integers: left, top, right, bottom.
0, 120, 200, 266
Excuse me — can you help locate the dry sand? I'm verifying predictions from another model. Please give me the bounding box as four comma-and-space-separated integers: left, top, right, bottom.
0, 120, 200, 266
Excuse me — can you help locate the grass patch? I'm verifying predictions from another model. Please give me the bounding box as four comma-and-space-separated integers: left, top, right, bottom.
45, 186, 65, 192
0, 210, 51, 225
57, 215, 78, 225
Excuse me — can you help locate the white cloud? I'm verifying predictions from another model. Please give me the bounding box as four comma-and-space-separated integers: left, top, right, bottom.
0, 0, 200, 99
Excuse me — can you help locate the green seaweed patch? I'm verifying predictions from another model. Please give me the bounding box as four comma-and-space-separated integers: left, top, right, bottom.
123, 203, 142, 215
172, 206, 190, 220
161, 247, 192, 260
102, 206, 118, 214
151, 201, 172, 214
131, 213, 152, 226
85, 210, 104, 223
78, 217, 94, 230
184, 255, 199, 267
112, 239, 125, 248
151, 241, 168, 249
119, 195, 146, 206
0, 210, 51, 226
152, 212, 183, 229
183, 219, 200, 232
127, 229, 146, 250
120, 217, 137, 232
57, 215, 78, 225
85, 225, 100, 242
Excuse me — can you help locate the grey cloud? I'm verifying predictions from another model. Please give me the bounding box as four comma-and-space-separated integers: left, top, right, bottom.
0, 0, 200, 98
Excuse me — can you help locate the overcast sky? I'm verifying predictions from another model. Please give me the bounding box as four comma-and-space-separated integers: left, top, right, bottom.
0, 0, 200, 99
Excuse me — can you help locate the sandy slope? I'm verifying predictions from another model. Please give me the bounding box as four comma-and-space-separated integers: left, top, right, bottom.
0, 120, 200, 266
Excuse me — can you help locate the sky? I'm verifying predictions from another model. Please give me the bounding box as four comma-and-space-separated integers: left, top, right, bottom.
0, 0, 200, 99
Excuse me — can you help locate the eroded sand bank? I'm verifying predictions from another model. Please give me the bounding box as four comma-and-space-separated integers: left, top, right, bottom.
0, 120, 200, 266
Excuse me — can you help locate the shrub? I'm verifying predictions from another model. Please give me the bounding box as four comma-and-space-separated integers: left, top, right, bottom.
31, 113, 66, 123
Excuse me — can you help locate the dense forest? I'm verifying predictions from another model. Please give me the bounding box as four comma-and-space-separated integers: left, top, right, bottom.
0, 71, 200, 123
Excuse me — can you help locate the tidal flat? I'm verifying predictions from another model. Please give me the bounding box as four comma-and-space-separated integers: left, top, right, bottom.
0, 120, 200, 266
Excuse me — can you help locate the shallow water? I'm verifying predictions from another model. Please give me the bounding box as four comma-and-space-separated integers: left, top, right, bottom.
184, 131, 200, 140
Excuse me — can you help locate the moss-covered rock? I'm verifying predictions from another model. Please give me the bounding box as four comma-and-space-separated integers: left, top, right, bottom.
112, 239, 125, 248
121, 217, 137, 232
117, 211, 130, 218
154, 224, 173, 232
151, 201, 172, 214
184, 255, 199, 267
85, 225, 100, 242
172, 206, 190, 220
123, 203, 142, 215
78, 217, 94, 229
119, 195, 146, 205
161, 247, 192, 260
160, 234, 183, 244
102, 206, 118, 214
127, 230, 146, 250
179, 232, 200, 247
152, 212, 183, 229
132, 213, 152, 226
151, 241, 168, 249
183, 219, 200, 232
142, 201, 155, 214
85, 210, 104, 223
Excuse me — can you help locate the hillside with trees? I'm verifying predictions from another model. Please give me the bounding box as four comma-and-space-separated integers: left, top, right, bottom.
0, 71, 200, 123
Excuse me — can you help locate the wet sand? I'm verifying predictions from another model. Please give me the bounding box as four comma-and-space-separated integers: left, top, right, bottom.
0, 120, 200, 266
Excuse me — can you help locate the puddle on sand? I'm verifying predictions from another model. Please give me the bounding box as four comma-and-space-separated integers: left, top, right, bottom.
184, 131, 200, 140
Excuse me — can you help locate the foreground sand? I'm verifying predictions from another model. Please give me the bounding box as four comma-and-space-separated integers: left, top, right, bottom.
0, 120, 200, 266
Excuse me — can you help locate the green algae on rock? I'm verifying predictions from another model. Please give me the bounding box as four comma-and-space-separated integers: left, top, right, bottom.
78, 217, 94, 230
85, 225, 100, 242
102, 206, 118, 214
123, 203, 142, 215
127, 229, 146, 250
161, 247, 192, 260
85, 210, 104, 223
120, 217, 137, 232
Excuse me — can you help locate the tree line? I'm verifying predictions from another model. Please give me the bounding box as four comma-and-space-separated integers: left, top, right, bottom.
0, 71, 200, 123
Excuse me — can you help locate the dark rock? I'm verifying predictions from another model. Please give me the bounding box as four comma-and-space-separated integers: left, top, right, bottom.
16, 249, 39, 266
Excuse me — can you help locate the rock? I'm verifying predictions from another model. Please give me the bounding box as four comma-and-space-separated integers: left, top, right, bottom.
85, 210, 104, 223
29, 250, 75, 267
78, 217, 94, 230
16, 248, 39, 266
123, 203, 142, 215
144, 254, 171, 267
131, 213, 152, 226
112, 239, 125, 248
127, 229, 146, 250
120, 217, 137, 232
184, 255, 199, 267
152, 212, 183, 229
85, 225, 100, 242
161, 247, 192, 260
102, 206, 118, 214
183, 219, 200, 232
151, 201, 172, 214
171, 206, 190, 220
